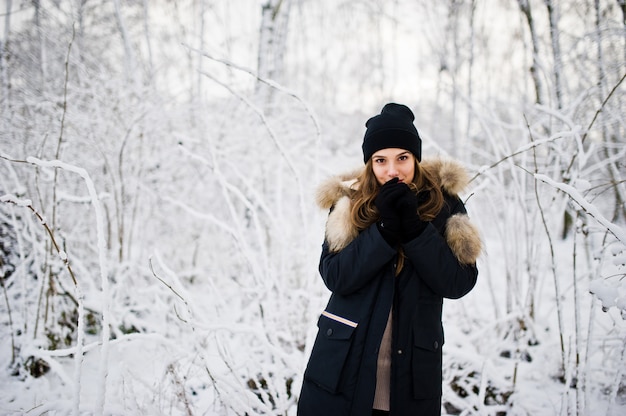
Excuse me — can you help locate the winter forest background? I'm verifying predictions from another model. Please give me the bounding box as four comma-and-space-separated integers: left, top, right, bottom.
0, 0, 625, 415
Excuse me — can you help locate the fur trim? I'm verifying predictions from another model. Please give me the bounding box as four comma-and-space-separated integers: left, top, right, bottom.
325, 196, 359, 252
315, 168, 361, 210
316, 157, 481, 260
445, 214, 482, 264
419, 158, 470, 196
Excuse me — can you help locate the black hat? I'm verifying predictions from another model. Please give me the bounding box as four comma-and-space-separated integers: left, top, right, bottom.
362, 103, 422, 163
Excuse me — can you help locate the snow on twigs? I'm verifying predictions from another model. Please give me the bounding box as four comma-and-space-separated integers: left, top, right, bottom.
0, 194, 32, 207
2, 1, 626, 414
534, 173, 626, 243
535, 174, 626, 320
589, 279, 625, 312
24, 156, 110, 415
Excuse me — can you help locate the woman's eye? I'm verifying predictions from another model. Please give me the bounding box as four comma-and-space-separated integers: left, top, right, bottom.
398, 155, 408, 161
374, 158, 385, 164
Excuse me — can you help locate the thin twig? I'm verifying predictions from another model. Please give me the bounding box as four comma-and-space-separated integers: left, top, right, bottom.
469, 132, 569, 183
524, 114, 566, 375
0, 272, 15, 363
564, 71, 626, 177
0, 196, 77, 286
51, 22, 75, 245
148, 256, 187, 304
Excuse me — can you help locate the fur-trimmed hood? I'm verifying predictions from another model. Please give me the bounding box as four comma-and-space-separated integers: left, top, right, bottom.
315, 157, 482, 264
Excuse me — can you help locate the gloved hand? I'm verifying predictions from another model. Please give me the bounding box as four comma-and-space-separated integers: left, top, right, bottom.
396, 187, 418, 220
374, 178, 405, 245
398, 190, 428, 242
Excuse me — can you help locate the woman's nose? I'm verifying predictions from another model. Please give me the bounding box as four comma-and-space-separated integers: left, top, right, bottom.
388, 163, 398, 176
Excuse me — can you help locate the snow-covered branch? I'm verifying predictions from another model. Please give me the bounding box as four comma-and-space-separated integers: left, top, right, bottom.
534, 173, 626, 243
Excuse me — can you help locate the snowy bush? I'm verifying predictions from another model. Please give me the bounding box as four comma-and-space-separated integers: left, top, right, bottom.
1, 1, 625, 415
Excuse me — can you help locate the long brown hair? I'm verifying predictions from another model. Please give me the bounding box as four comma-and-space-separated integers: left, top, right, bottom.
350, 158, 444, 231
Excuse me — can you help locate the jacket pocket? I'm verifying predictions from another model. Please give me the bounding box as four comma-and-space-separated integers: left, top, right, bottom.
411, 323, 444, 399
303, 311, 358, 393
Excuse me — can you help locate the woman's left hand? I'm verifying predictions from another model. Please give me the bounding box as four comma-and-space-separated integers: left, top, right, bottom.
396, 186, 418, 219
397, 189, 428, 242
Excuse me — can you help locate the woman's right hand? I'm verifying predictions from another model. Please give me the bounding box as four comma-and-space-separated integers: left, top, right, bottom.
374, 178, 405, 219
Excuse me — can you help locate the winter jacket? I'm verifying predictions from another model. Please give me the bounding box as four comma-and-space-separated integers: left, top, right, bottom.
298, 158, 482, 416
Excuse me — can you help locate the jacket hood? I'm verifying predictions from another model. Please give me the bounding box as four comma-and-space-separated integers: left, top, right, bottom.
315, 157, 482, 264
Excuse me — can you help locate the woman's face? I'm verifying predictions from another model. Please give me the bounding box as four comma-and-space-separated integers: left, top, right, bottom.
371, 148, 416, 185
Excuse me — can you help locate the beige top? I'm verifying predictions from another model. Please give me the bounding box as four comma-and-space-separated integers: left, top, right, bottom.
373, 309, 393, 411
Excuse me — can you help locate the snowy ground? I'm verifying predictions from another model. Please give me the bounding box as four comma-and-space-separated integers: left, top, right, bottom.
1, 201, 624, 415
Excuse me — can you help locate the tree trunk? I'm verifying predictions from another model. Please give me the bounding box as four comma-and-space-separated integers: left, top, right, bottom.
517, 0, 544, 105
113, 0, 135, 84
448, 0, 460, 158
143, 0, 154, 80
256, 0, 291, 108
545, 0, 563, 109
465, 0, 477, 161
1, 0, 11, 128
620, 0, 626, 61
595, 0, 626, 223
34, 0, 47, 89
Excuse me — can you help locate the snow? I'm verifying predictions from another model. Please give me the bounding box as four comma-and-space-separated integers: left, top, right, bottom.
589, 279, 619, 310
0, 194, 32, 208
535, 173, 626, 244
613, 255, 626, 266
1, 0, 625, 415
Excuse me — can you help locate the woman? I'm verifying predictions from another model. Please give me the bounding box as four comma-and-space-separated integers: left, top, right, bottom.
297, 103, 482, 416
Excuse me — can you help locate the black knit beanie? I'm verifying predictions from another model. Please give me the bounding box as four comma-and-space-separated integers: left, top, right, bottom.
362, 103, 422, 163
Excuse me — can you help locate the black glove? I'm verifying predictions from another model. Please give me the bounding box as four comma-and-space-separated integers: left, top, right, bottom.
374, 178, 405, 245
398, 190, 428, 242
396, 187, 418, 220
374, 178, 404, 218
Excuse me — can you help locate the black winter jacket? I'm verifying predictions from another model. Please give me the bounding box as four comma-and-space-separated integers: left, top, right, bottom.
298, 158, 482, 416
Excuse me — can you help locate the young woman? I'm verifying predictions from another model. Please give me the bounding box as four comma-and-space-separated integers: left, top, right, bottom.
297, 103, 482, 416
